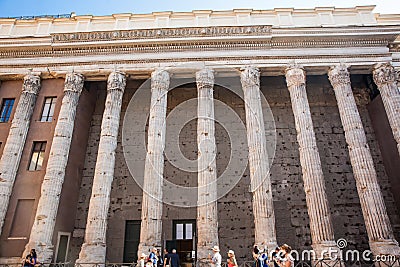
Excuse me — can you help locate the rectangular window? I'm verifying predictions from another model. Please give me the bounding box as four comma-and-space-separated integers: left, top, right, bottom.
173, 220, 195, 240
28, 142, 46, 171
40, 97, 56, 122
176, 223, 184, 240
9, 199, 35, 238
0, 98, 15, 122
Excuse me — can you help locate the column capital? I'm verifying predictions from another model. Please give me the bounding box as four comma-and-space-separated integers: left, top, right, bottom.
240, 66, 260, 88
151, 69, 170, 92
22, 74, 41, 95
373, 62, 396, 87
328, 64, 351, 88
285, 65, 306, 88
196, 68, 214, 89
107, 71, 126, 91
64, 72, 84, 94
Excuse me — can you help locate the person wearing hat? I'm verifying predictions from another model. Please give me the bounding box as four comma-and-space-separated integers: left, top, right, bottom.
139, 253, 147, 267
227, 250, 238, 267
209, 245, 222, 267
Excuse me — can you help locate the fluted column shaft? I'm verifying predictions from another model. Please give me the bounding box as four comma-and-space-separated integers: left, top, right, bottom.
138, 70, 170, 254
0, 74, 41, 235
196, 69, 218, 266
373, 63, 400, 156
285, 66, 337, 257
240, 66, 277, 252
24, 73, 84, 262
77, 71, 126, 263
329, 65, 400, 256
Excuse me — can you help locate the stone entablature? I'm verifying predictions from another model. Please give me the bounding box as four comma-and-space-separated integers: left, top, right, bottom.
0, 6, 386, 38
0, 6, 398, 78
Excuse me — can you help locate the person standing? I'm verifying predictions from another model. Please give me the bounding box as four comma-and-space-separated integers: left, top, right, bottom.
274, 244, 294, 267
24, 249, 37, 267
149, 248, 158, 267
210, 246, 222, 267
163, 249, 171, 267
227, 250, 238, 267
139, 253, 147, 267
272, 247, 280, 267
252, 247, 262, 267
169, 249, 180, 267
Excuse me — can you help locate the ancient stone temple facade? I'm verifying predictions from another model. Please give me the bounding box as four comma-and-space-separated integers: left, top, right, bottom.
0, 5, 399, 265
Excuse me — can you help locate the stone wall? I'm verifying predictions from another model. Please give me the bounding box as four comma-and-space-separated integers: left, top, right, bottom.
69, 74, 400, 263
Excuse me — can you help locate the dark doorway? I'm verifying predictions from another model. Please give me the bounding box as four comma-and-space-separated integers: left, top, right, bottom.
123, 220, 141, 263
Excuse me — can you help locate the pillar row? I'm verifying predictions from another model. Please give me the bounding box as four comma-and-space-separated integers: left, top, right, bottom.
76, 71, 126, 263
0, 74, 41, 235
196, 68, 219, 266
138, 69, 170, 255
329, 65, 400, 256
24, 72, 84, 262
240, 66, 277, 252
285, 65, 338, 258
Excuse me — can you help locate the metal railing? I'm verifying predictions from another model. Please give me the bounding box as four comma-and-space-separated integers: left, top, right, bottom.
1, 258, 399, 267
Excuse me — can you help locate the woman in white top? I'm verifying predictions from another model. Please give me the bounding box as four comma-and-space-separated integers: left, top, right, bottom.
275, 244, 294, 267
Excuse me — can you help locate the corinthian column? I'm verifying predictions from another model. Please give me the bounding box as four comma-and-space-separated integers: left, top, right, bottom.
24, 72, 84, 262
285, 65, 338, 257
240, 66, 277, 252
196, 68, 219, 266
0, 74, 41, 235
138, 70, 170, 254
373, 63, 400, 156
329, 65, 400, 256
76, 71, 126, 263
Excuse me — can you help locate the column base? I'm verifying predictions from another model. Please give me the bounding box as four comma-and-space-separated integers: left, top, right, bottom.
23, 241, 54, 263
76, 242, 106, 264
197, 243, 215, 267
312, 241, 341, 260
255, 241, 278, 257
369, 239, 400, 256
197, 258, 211, 267
137, 242, 161, 258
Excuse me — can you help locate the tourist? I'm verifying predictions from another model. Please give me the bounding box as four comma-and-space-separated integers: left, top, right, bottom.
139, 253, 147, 267
252, 247, 262, 267
259, 245, 269, 267
210, 246, 222, 267
149, 248, 158, 267
227, 250, 238, 267
23, 249, 37, 267
271, 247, 280, 267
169, 249, 180, 267
157, 249, 163, 267
274, 244, 294, 267
163, 248, 171, 267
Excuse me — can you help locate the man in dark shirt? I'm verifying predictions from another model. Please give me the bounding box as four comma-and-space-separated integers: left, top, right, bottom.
169, 249, 180, 267
164, 249, 171, 267
272, 247, 280, 267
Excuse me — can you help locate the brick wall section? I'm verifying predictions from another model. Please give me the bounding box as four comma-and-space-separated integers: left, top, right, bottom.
69, 75, 400, 262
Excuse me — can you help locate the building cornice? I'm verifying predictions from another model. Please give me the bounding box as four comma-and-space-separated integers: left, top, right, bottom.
1, 6, 396, 39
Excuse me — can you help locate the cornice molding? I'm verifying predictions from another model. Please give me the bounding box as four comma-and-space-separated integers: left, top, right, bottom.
0, 53, 391, 69
0, 39, 390, 59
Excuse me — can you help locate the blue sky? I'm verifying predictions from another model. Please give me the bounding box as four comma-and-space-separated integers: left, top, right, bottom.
1, 0, 400, 17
